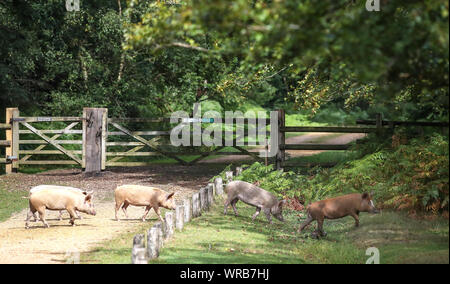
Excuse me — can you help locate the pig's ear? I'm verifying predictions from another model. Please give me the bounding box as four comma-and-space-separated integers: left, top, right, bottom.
166, 192, 175, 200
84, 194, 92, 202
362, 192, 369, 200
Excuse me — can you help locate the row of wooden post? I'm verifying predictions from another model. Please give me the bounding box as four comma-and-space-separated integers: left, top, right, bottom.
131, 167, 243, 264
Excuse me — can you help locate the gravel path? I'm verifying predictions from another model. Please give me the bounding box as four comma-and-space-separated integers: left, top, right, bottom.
201, 133, 366, 164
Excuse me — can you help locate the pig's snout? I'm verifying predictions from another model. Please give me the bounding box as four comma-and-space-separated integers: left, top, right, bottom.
274, 213, 285, 222
371, 208, 380, 214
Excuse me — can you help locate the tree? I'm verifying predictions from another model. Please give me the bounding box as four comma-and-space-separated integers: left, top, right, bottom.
125, 0, 449, 120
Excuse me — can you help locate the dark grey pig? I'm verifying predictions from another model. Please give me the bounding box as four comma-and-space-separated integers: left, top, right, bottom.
224, 180, 286, 224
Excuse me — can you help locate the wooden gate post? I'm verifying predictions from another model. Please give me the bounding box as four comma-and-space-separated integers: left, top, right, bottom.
5, 108, 14, 174
376, 113, 383, 136
276, 109, 285, 170
5, 108, 20, 173
83, 108, 108, 173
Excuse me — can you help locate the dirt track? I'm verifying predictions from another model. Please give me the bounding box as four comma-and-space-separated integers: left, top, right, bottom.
201, 133, 366, 164
0, 164, 224, 264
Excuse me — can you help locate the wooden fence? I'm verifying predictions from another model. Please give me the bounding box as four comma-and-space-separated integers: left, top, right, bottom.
1, 107, 448, 174
0, 107, 272, 173
276, 111, 449, 169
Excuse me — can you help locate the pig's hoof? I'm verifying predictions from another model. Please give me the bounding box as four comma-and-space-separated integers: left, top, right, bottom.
310, 232, 319, 239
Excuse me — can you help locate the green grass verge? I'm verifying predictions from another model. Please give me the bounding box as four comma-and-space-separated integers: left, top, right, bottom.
81, 198, 449, 264
0, 186, 29, 222
286, 151, 361, 165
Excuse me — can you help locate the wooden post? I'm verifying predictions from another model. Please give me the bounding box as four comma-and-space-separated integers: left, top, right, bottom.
183, 199, 191, 223
131, 233, 147, 264
11, 108, 20, 173
276, 109, 285, 170
200, 187, 208, 211
376, 113, 383, 136
83, 108, 107, 173
265, 138, 269, 167
164, 211, 174, 239
192, 193, 199, 217
214, 177, 223, 195
133, 234, 145, 248
225, 171, 233, 183
175, 205, 184, 231
131, 246, 147, 264
207, 183, 214, 204
5, 108, 17, 174
101, 108, 108, 171
236, 167, 243, 176
147, 226, 160, 259
153, 222, 164, 249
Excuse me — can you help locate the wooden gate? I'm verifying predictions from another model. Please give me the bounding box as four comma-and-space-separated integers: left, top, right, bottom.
10, 109, 83, 172
104, 115, 272, 167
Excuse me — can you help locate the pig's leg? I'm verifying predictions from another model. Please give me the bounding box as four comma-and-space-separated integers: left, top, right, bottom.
263, 208, 272, 224
58, 210, 64, 221
67, 207, 77, 226
231, 199, 239, 216
350, 212, 360, 227
153, 207, 164, 223
141, 206, 151, 222
32, 211, 38, 222
251, 208, 261, 221
115, 202, 123, 221
223, 195, 234, 215
298, 215, 314, 233
37, 207, 49, 228
316, 218, 327, 237
25, 208, 37, 229
122, 202, 130, 219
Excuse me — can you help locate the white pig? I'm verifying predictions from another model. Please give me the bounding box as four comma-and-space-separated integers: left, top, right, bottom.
29, 185, 88, 221
114, 185, 176, 222
25, 188, 96, 229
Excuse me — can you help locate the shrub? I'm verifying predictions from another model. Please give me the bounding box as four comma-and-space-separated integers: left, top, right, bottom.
230, 133, 449, 215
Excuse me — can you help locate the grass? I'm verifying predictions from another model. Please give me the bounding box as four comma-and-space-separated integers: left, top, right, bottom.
80, 209, 173, 264
285, 151, 361, 165
81, 197, 449, 264
0, 186, 29, 222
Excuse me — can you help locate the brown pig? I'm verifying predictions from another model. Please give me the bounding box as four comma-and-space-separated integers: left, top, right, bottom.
25, 188, 96, 229
298, 192, 379, 238
114, 185, 176, 222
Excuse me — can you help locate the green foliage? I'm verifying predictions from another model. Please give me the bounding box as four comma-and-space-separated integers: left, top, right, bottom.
235, 134, 449, 214
125, 0, 449, 121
